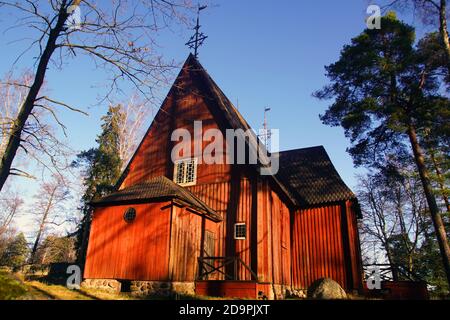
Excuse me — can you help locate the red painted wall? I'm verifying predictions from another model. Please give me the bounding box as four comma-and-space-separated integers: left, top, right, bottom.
291, 201, 362, 291
119, 66, 231, 189
85, 202, 208, 282
87, 58, 362, 293
84, 202, 172, 281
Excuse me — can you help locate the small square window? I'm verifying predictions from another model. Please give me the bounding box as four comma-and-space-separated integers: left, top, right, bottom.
234, 223, 246, 240
173, 158, 197, 186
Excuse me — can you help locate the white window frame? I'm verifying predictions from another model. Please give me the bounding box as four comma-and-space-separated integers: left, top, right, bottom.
234, 223, 246, 240
173, 157, 198, 187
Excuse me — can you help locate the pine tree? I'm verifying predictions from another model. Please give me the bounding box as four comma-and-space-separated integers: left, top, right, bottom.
315, 13, 450, 286
73, 105, 124, 268
0, 233, 29, 270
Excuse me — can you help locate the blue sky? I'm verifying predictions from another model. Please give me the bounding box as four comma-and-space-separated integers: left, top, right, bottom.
0, 1, 431, 235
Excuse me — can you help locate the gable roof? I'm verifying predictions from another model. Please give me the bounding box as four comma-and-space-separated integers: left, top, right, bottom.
277, 146, 356, 206
113, 55, 356, 210
92, 176, 222, 222
115, 53, 298, 206
181, 54, 298, 206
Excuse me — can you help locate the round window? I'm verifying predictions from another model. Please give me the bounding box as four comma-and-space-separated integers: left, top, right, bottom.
123, 208, 136, 223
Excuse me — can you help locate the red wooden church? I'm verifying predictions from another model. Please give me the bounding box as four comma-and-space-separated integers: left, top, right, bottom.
82, 54, 363, 299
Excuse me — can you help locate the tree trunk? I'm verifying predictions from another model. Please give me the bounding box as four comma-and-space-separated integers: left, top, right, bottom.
0, 6, 68, 192
385, 243, 399, 281
439, 0, 450, 69
429, 149, 450, 213
31, 188, 56, 263
407, 125, 450, 287
77, 211, 92, 271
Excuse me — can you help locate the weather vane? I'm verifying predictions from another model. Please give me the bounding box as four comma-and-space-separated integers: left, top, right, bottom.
185, 4, 208, 58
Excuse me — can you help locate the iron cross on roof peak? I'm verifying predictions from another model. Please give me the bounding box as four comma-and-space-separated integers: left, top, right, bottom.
185, 4, 208, 58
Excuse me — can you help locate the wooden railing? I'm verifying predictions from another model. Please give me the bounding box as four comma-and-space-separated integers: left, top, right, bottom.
197, 256, 258, 281
363, 264, 424, 282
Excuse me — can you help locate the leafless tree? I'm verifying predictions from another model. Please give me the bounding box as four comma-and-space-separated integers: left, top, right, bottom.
0, 188, 24, 237
0, 0, 194, 192
358, 175, 399, 267
114, 93, 152, 169
1, 72, 74, 182
30, 174, 71, 262
358, 167, 428, 276
34, 234, 76, 264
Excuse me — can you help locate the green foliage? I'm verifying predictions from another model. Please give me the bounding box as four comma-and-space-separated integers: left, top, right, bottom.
318, 14, 450, 290
0, 270, 27, 300
72, 105, 125, 263
314, 14, 449, 167
33, 235, 76, 265
75, 105, 125, 205
0, 233, 29, 270
387, 234, 417, 270
415, 225, 450, 297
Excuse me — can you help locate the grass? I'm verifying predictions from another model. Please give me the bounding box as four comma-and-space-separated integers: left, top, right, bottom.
0, 270, 28, 300
0, 270, 138, 300
1, 270, 215, 300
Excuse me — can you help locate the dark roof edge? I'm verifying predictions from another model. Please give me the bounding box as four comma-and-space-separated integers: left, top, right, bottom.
91, 194, 222, 222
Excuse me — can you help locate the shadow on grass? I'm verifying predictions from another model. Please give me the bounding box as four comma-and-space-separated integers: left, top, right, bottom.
26, 283, 58, 300
0, 271, 27, 300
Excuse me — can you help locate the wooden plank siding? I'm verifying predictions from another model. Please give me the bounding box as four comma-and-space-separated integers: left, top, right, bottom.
188, 176, 259, 282
345, 200, 363, 291
84, 202, 172, 281
83, 54, 364, 299
292, 203, 347, 290
168, 206, 203, 281
187, 176, 292, 285
84, 202, 208, 282
119, 65, 232, 190
268, 188, 291, 286
291, 201, 362, 291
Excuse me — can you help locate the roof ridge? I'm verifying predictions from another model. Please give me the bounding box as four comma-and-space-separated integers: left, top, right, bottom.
279, 145, 325, 154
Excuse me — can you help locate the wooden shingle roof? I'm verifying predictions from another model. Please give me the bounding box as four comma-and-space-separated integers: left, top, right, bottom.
277, 146, 356, 206
91, 176, 222, 222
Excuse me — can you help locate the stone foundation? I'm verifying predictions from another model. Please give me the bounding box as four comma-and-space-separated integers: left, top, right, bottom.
271, 284, 290, 300
82, 279, 195, 297
130, 281, 195, 297
81, 279, 121, 293
288, 288, 307, 299
268, 285, 307, 300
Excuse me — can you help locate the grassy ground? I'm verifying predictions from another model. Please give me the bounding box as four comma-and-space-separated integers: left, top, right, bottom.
0, 269, 216, 300
0, 270, 137, 300
0, 270, 28, 300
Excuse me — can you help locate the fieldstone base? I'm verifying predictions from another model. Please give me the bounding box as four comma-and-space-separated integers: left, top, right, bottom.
81, 279, 121, 293
268, 285, 307, 300
130, 281, 195, 297
271, 284, 293, 300
288, 288, 307, 299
